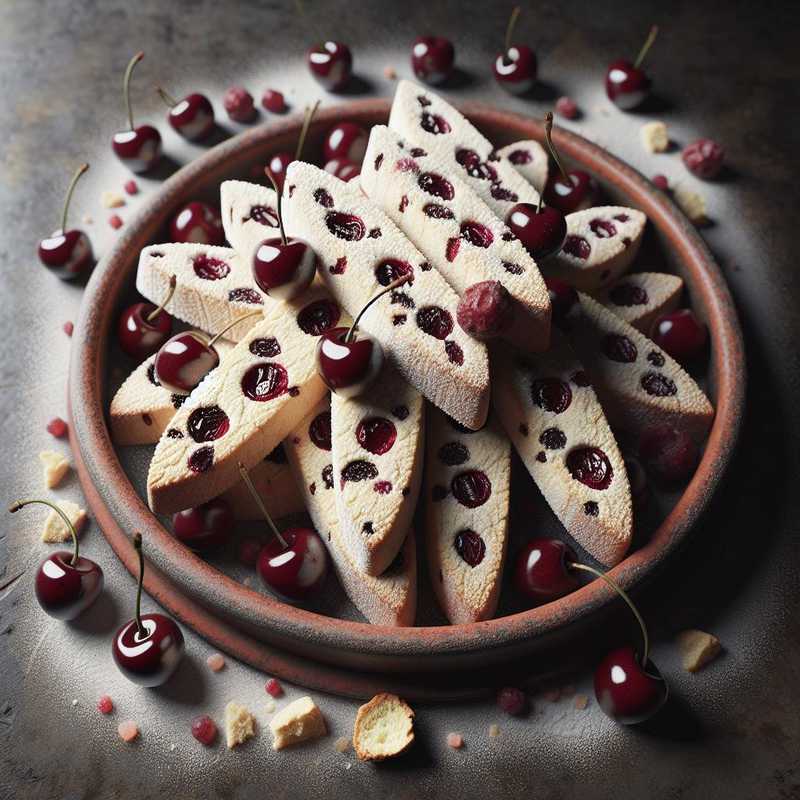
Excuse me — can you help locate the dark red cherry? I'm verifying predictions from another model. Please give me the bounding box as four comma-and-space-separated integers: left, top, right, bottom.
543, 170, 598, 214
261, 89, 286, 113
157, 87, 214, 141
323, 158, 361, 182
38, 164, 94, 280
253, 237, 316, 301
267, 152, 294, 191
506, 202, 566, 260
594, 645, 668, 724
639, 425, 699, 485
113, 613, 185, 687
411, 36, 455, 85
155, 331, 219, 394
605, 26, 658, 111
316, 327, 382, 398
650, 309, 708, 362
169, 202, 224, 245
513, 537, 579, 606
112, 53, 163, 173
307, 41, 352, 91
257, 527, 329, 601
323, 122, 368, 163
456, 280, 514, 340
118, 303, 172, 360
493, 45, 537, 95
172, 497, 234, 552
545, 276, 578, 326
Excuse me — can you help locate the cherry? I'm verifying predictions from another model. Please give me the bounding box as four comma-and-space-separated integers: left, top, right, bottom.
112, 533, 184, 687
456, 280, 514, 340
155, 86, 214, 141
263, 100, 319, 191
493, 7, 537, 95
411, 36, 455, 85
261, 89, 286, 113
594, 645, 668, 724
605, 26, 658, 110
238, 464, 328, 602
513, 537, 579, 607
37, 163, 94, 280
154, 309, 262, 394
223, 86, 256, 122
682, 139, 725, 179
542, 170, 598, 214
324, 158, 361, 182
639, 424, 699, 485
172, 497, 234, 552
307, 41, 352, 92
323, 122, 368, 163
112, 53, 162, 173
117, 274, 176, 360
191, 715, 218, 746
169, 202, 224, 245
650, 309, 708, 362
8, 499, 103, 620
316, 275, 410, 397
252, 170, 317, 301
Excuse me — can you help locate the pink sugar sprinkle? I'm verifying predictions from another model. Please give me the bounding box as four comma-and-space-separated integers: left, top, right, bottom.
124, 180, 139, 195
265, 678, 283, 698
447, 732, 464, 749
63, 321, 74, 337
118, 720, 139, 742
47, 417, 68, 438
109, 214, 123, 230
206, 653, 226, 672
97, 695, 114, 715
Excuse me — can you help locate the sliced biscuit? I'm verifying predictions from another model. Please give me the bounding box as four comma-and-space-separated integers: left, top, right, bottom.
594, 271, 683, 333
496, 139, 549, 192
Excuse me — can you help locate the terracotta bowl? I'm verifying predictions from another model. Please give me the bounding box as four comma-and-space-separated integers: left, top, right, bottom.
69, 99, 745, 700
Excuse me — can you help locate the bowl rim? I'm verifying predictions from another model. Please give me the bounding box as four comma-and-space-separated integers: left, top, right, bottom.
69, 98, 746, 665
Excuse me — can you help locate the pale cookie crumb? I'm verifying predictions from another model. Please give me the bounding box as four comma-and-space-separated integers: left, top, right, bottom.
39, 450, 70, 489
574, 694, 589, 710
269, 696, 326, 750
118, 720, 139, 742
640, 121, 669, 153
334, 736, 351, 753
206, 653, 226, 672
41, 500, 86, 542
264, 698, 276, 714
353, 693, 414, 761
102, 190, 126, 208
488, 724, 500, 738
674, 187, 709, 226
225, 702, 256, 748
82, 214, 93, 225
383, 65, 397, 80
447, 732, 464, 749
676, 629, 722, 672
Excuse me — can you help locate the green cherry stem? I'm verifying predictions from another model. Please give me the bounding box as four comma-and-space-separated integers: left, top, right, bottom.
155, 85, 178, 109
263, 169, 288, 245
543, 111, 570, 185
60, 164, 89, 233
146, 274, 177, 323
295, 100, 321, 162
206, 309, 263, 349
132, 532, 146, 639
237, 462, 288, 549
123, 51, 145, 131
568, 561, 650, 668
504, 5, 522, 53
345, 275, 410, 343
9, 498, 80, 565
634, 25, 659, 70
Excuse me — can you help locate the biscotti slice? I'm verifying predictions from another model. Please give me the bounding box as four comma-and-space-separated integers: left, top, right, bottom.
353, 693, 415, 761
220, 179, 280, 260
269, 696, 327, 750
225, 702, 256, 748
565, 293, 714, 440
496, 139, 549, 192
594, 272, 683, 333
388, 80, 540, 218
544, 207, 647, 292
492, 336, 633, 566
424, 406, 510, 623
110, 341, 234, 445
146, 286, 334, 514
136, 243, 267, 342
287, 400, 417, 625
282, 161, 490, 430
221, 448, 305, 521
361, 125, 551, 352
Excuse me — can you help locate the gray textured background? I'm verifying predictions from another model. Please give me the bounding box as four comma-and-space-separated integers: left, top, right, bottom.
1, 0, 799, 797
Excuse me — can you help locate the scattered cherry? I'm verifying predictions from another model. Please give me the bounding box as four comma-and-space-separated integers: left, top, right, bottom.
169, 202, 224, 245
47, 417, 68, 438
265, 677, 284, 697
682, 139, 725, 179
651, 309, 707, 362
307, 41, 352, 91
316, 275, 410, 397
112, 533, 184, 687
513, 537, 579, 607
555, 96, 579, 119
117, 274, 176, 360
112, 53, 162, 173
191, 714, 218, 746
456, 280, 514, 340
652, 174, 669, 190
639, 424, 699, 485
155, 86, 214, 141
324, 158, 361, 182
323, 122, 368, 163
261, 89, 286, 113
411, 35, 455, 85
223, 86, 256, 122
497, 686, 527, 716
37, 163, 94, 280
97, 695, 114, 715
543, 169, 598, 214
605, 25, 658, 110
9, 499, 104, 620
493, 7, 536, 95
172, 497, 234, 552
252, 170, 317, 301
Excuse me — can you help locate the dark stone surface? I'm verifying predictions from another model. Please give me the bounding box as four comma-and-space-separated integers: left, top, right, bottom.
1, 0, 799, 797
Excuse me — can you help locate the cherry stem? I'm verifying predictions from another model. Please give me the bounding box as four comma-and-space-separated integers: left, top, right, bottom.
634, 25, 659, 70
346, 275, 410, 343
237, 462, 288, 550
155, 85, 177, 109
146, 274, 177, 323
123, 51, 145, 131
543, 112, 571, 185
505, 5, 521, 53
568, 561, 650, 667
9, 499, 80, 565
133, 532, 145, 639
264, 169, 287, 246
295, 100, 321, 162
207, 309, 263, 348
60, 163, 89, 233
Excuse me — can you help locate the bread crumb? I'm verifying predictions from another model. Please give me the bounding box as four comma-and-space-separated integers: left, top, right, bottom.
383, 65, 397, 80
488, 724, 500, 738
674, 187, 709, 226
118, 720, 139, 742
39, 450, 70, 489
264, 697, 276, 714
82, 214, 93, 225
269, 696, 326, 750
676, 629, 722, 672
41, 500, 86, 542
102, 191, 125, 208
574, 694, 589, 710
206, 653, 226, 672
334, 736, 351, 753
640, 121, 669, 153
447, 732, 463, 749
353, 693, 414, 761
225, 702, 256, 748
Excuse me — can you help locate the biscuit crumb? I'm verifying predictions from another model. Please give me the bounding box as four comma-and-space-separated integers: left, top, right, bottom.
676, 629, 722, 672
269, 696, 326, 750
102, 191, 125, 208
640, 121, 669, 153
41, 500, 86, 542
39, 450, 70, 488
574, 694, 589, 710
488, 724, 500, 737
206, 653, 225, 672
225, 702, 256, 748
383, 65, 397, 80
674, 187, 709, 226
118, 720, 139, 742
334, 736, 351, 753
353, 693, 414, 761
